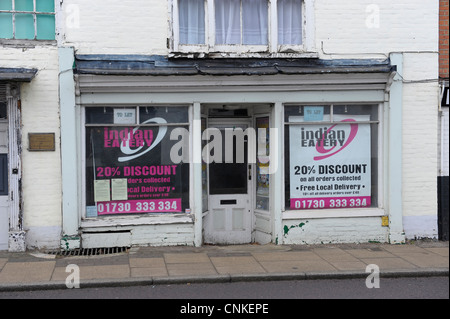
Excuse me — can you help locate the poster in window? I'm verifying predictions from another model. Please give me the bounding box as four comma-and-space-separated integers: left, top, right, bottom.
289, 115, 371, 209
85, 113, 189, 216
256, 117, 270, 210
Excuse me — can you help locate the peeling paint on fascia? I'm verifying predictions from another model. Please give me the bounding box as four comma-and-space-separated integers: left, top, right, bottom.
169, 51, 318, 59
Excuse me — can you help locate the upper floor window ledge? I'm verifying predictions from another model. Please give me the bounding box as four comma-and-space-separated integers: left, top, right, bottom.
171, 0, 316, 57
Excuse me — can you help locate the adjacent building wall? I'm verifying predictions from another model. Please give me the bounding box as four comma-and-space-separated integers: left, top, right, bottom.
0, 45, 62, 248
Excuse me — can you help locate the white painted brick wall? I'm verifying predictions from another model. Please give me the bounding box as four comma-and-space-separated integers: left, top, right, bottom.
61, 0, 169, 55
0, 46, 62, 248
282, 218, 388, 244
60, 0, 439, 57
316, 0, 438, 57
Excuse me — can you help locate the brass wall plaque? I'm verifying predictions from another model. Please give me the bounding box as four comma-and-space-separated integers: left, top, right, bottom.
28, 133, 55, 151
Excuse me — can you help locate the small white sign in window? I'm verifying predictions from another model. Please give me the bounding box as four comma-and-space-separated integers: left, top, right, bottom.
114, 108, 136, 124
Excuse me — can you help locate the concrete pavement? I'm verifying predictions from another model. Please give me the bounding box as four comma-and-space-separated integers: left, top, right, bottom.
0, 241, 448, 291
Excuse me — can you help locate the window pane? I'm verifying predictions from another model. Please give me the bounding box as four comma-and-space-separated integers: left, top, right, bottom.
139, 106, 189, 124
15, 13, 34, 39
36, 14, 54, 39
334, 105, 379, 122
209, 128, 248, 195
284, 105, 331, 122
85, 119, 190, 216
179, 0, 205, 44
36, 0, 54, 13
14, 0, 33, 11
0, 102, 7, 119
0, 154, 8, 196
215, 0, 240, 44
242, 0, 268, 45
0, 13, 13, 38
278, 0, 302, 45
85, 107, 115, 124
0, 0, 12, 10
256, 117, 270, 210
285, 105, 378, 210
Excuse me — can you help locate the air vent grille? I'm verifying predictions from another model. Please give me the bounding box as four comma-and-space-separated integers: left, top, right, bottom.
45, 246, 129, 257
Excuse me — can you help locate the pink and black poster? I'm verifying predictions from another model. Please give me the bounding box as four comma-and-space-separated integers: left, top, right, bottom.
85, 107, 189, 217
289, 114, 371, 210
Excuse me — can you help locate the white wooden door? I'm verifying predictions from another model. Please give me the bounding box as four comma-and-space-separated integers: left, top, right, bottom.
204, 120, 253, 244
0, 119, 9, 250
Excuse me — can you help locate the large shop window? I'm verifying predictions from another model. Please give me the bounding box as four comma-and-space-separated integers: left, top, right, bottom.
285, 105, 380, 211
84, 106, 190, 217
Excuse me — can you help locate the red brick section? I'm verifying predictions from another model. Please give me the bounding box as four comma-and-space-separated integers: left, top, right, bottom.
440, 0, 449, 79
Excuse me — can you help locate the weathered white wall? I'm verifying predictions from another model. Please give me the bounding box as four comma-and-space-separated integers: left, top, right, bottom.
282, 218, 388, 245
0, 46, 62, 248
60, 0, 169, 55
315, 0, 439, 240
315, 0, 438, 56
401, 53, 439, 239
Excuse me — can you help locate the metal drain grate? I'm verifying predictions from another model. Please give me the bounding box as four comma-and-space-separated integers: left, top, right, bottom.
45, 246, 129, 257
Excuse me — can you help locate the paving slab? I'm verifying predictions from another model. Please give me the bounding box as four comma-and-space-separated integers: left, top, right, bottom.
0, 258, 7, 270
52, 264, 130, 281
252, 251, 322, 262
327, 260, 368, 271
423, 247, 449, 257
361, 257, 417, 270
129, 257, 165, 268
0, 261, 55, 283
345, 248, 396, 259
383, 245, 429, 253
259, 259, 337, 273
166, 262, 217, 277
129, 257, 168, 278
396, 253, 449, 268
164, 253, 210, 264
130, 266, 168, 278
312, 248, 361, 262
210, 256, 266, 275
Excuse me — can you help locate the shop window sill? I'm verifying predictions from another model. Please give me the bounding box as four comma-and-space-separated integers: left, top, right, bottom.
282, 208, 386, 220
81, 213, 194, 229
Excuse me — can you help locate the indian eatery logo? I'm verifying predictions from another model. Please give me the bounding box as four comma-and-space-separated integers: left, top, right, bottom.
300, 119, 359, 161
103, 117, 168, 162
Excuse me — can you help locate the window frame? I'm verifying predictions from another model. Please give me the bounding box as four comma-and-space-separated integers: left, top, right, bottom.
81, 105, 193, 219
170, 0, 316, 57
0, 0, 56, 41
282, 103, 385, 219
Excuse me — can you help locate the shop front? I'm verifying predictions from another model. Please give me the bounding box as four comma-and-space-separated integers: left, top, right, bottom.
61, 54, 402, 248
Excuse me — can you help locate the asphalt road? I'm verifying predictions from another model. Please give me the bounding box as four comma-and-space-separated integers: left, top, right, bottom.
0, 277, 448, 300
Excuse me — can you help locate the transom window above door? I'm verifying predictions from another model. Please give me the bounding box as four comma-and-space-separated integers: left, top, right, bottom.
171, 0, 316, 56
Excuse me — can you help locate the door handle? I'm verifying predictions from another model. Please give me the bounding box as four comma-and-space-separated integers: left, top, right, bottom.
248, 165, 251, 180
